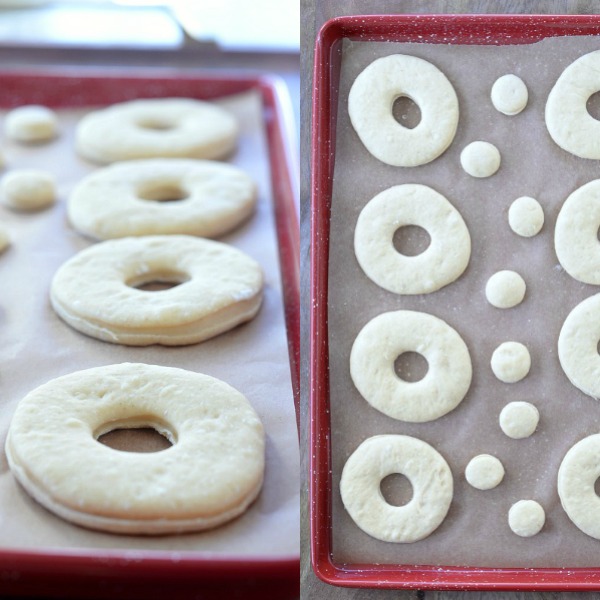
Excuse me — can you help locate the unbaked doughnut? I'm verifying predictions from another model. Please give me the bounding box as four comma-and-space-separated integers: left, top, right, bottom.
354, 184, 471, 295
490, 342, 531, 383
5, 105, 58, 142
491, 74, 528, 116
460, 141, 501, 178
465, 454, 504, 490
508, 196, 544, 237
340, 435, 453, 543
555, 180, 600, 284
348, 54, 459, 167
76, 98, 238, 164
499, 401, 539, 439
485, 270, 526, 309
508, 500, 545, 537
546, 50, 600, 159
350, 310, 472, 423
558, 293, 600, 399
5, 363, 265, 534
558, 433, 600, 539
50, 235, 263, 346
0, 169, 56, 210
67, 159, 256, 240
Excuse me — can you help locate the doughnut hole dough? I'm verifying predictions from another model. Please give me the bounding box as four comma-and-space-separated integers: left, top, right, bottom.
75, 98, 238, 164
546, 50, 600, 159
491, 74, 528, 116
354, 184, 471, 295
0, 169, 56, 210
508, 500, 545, 537
348, 54, 459, 167
558, 293, 600, 399
558, 434, 600, 540
555, 179, 600, 284
68, 159, 256, 240
491, 342, 531, 383
340, 435, 453, 543
460, 141, 501, 178
485, 270, 526, 309
465, 454, 505, 490
5, 363, 265, 534
508, 196, 544, 237
50, 235, 263, 346
5, 105, 58, 142
499, 401, 539, 439
350, 310, 472, 423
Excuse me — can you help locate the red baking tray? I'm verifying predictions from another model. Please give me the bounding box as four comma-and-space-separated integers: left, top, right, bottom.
0, 69, 299, 600
310, 14, 600, 592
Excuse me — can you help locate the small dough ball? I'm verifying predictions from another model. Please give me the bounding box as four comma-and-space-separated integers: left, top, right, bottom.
0, 224, 9, 252
465, 454, 505, 490
508, 196, 544, 237
460, 141, 501, 178
491, 74, 528, 116
1, 169, 56, 211
5, 105, 58, 143
508, 500, 545, 537
485, 270, 526, 309
499, 401, 539, 439
491, 341, 531, 383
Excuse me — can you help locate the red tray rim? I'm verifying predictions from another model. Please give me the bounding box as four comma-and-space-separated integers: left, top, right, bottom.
310, 12, 600, 592
0, 68, 300, 598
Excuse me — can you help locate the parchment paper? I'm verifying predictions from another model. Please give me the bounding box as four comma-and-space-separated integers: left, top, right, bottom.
329, 35, 600, 568
0, 89, 299, 557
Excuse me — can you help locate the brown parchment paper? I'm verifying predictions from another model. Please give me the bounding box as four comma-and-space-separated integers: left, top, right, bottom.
0, 89, 299, 557
328, 35, 600, 568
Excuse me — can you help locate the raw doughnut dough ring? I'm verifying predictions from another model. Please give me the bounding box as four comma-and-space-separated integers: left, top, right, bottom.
555, 180, 600, 284
5, 363, 265, 534
546, 50, 600, 159
68, 159, 256, 240
76, 98, 238, 164
354, 184, 471, 295
558, 293, 600, 399
50, 235, 263, 346
340, 435, 453, 543
350, 310, 472, 423
558, 433, 600, 540
348, 54, 459, 167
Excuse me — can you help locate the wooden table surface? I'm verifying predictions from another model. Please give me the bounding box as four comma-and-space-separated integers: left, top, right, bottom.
299, 1, 600, 598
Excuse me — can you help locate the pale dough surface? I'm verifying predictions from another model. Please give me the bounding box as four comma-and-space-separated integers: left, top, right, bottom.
490, 341, 531, 383
499, 401, 539, 439
485, 270, 526, 309
68, 158, 256, 240
348, 54, 459, 167
340, 435, 453, 543
76, 98, 238, 164
508, 500, 545, 537
350, 310, 472, 423
508, 196, 544, 237
354, 184, 471, 295
558, 293, 600, 399
5, 105, 58, 143
464, 454, 505, 490
546, 49, 600, 159
555, 179, 600, 284
5, 363, 265, 534
491, 74, 528, 116
1, 169, 55, 210
460, 141, 501, 178
50, 235, 264, 346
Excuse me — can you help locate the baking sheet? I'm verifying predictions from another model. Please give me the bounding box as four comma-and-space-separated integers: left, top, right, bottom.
0, 89, 299, 556
328, 34, 600, 568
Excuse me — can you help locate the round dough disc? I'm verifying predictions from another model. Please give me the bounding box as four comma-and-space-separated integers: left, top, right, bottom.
491, 74, 528, 116
460, 141, 501, 178
508, 196, 544, 237
465, 454, 505, 490
490, 342, 531, 383
508, 500, 545, 537
499, 401, 539, 439
485, 270, 526, 309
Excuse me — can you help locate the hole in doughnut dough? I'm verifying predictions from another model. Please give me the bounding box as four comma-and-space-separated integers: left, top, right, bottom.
393, 225, 431, 257
136, 118, 175, 131
595, 477, 600, 497
587, 92, 600, 121
98, 425, 173, 453
127, 269, 190, 292
380, 473, 414, 507
137, 183, 189, 203
394, 351, 429, 383
392, 95, 422, 129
